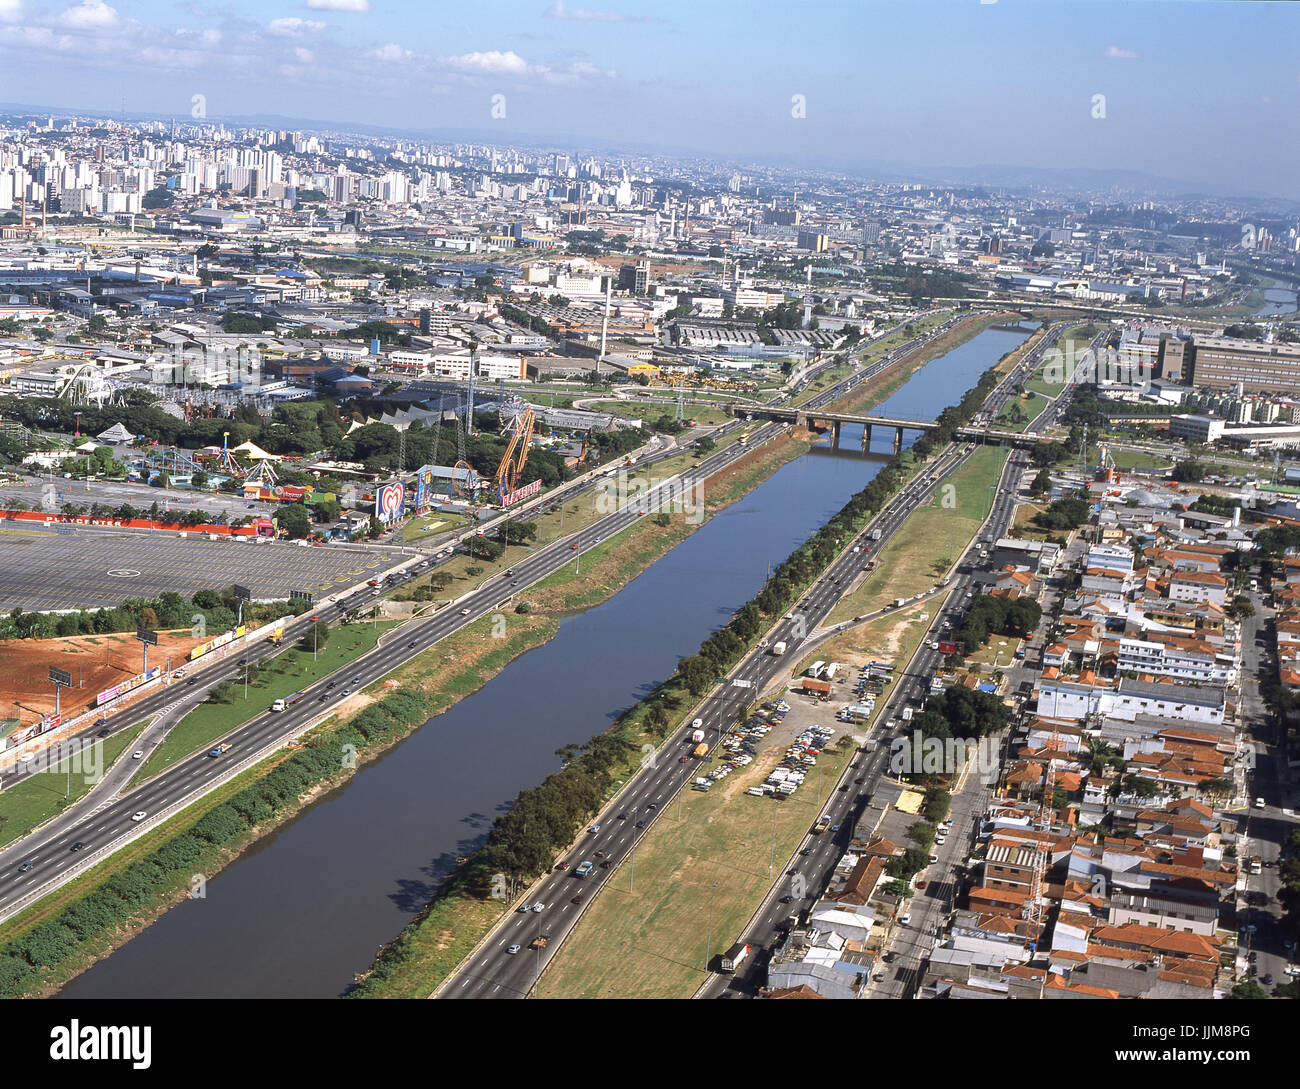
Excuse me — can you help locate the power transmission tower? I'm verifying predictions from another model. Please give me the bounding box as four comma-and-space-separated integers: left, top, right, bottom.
675, 381, 685, 422
432, 395, 444, 465
397, 425, 406, 474
456, 399, 467, 465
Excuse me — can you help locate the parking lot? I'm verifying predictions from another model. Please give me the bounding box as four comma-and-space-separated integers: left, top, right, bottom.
0, 528, 393, 611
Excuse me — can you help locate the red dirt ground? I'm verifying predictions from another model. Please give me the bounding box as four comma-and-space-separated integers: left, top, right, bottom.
0, 628, 208, 725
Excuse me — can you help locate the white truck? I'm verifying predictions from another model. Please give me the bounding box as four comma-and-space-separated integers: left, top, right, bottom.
771, 641, 787, 656
871, 529, 882, 541
691, 728, 706, 744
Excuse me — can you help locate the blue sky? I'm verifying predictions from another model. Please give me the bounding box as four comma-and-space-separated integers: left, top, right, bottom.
0, 0, 1296, 197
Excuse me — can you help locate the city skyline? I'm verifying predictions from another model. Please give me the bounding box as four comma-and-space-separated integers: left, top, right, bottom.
0, 0, 1296, 200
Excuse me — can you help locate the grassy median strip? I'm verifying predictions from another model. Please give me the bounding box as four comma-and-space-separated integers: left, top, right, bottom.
131, 621, 399, 785
0, 721, 149, 850
535, 608, 935, 999
827, 445, 1009, 627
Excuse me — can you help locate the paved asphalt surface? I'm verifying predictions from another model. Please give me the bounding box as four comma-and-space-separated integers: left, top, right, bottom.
442, 322, 1085, 999
0, 314, 967, 925
0, 528, 394, 612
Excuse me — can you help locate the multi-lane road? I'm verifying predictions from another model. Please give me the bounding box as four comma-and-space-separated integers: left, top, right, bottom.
443, 321, 1087, 999
0, 312, 974, 925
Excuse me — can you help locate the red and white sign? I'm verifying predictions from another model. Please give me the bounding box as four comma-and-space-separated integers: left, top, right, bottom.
500, 479, 542, 508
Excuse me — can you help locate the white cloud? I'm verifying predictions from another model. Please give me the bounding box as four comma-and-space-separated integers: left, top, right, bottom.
268, 18, 326, 36
543, 0, 658, 22
60, 0, 117, 28
305, 0, 371, 11
293, 46, 315, 63
442, 49, 531, 76
369, 42, 412, 61
1104, 44, 1139, 60
0, 0, 21, 22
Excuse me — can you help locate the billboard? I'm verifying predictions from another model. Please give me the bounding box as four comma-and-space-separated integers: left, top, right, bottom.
375, 481, 405, 523
414, 466, 435, 514
938, 641, 963, 656
500, 478, 542, 508
188, 625, 247, 662
96, 669, 160, 706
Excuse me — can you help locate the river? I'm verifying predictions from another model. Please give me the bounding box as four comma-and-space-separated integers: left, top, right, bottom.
59, 323, 1035, 998
1255, 279, 1298, 318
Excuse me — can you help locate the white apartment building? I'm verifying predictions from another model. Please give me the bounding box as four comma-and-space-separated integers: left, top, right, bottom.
1116, 637, 1238, 685
1035, 677, 1225, 726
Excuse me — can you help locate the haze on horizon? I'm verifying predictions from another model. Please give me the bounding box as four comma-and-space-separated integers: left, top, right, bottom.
0, 0, 1296, 199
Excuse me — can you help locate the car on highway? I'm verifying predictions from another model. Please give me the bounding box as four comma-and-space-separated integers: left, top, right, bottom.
599, 859, 612, 869
1255, 797, 1266, 809
131, 811, 147, 822
70, 841, 86, 852
327, 680, 337, 689
407, 641, 417, 649
17, 860, 33, 873
131, 750, 144, 760
511, 580, 519, 587
589, 823, 601, 833
460, 608, 471, 616
96, 727, 111, 738
531, 902, 545, 913
635, 819, 647, 829
570, 543, 579, 550
618, 811, 629, 820
571, 894, 585, 905
506, 944, 521, 955
94, 716, 109, 726
899, 913, 911, 926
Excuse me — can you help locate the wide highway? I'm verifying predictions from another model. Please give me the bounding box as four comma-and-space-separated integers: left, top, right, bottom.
443, 321, 1088, 998
0, 312, 973, 922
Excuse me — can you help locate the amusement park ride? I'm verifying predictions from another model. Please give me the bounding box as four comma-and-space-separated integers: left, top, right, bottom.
493, 408, 536, 501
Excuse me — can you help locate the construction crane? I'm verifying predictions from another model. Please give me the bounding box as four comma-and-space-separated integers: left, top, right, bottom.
492, 408, 535, 502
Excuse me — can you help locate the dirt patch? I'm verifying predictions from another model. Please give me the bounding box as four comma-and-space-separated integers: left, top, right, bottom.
0, 627, 208, 724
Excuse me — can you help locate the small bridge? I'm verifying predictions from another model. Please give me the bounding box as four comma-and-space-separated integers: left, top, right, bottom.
737, 405, 1041, 452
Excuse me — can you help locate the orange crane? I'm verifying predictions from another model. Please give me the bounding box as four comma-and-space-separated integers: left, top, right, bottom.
493, 409, 535, 501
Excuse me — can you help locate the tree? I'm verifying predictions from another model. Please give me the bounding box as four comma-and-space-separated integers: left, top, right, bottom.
1172, 459, 1210, 483
1031, 469, 1052, 497
141, 186, 175, 209
1229, 980, 1269, 999
275, 503, 311, 539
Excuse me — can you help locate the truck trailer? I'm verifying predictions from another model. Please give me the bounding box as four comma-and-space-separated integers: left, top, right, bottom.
720, 941, 751, 973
